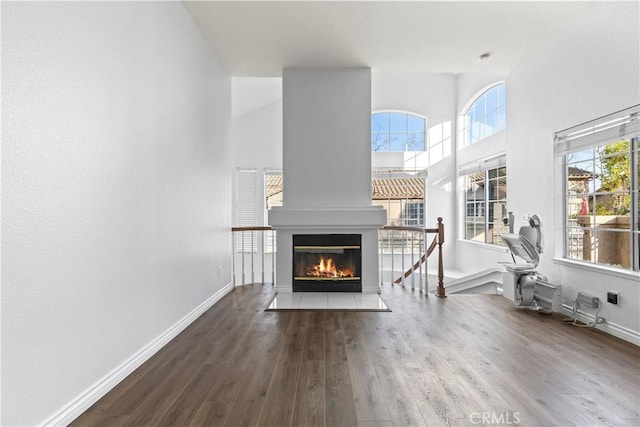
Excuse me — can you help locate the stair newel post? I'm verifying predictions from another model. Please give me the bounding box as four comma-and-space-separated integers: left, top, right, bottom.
436, 217, 446, 298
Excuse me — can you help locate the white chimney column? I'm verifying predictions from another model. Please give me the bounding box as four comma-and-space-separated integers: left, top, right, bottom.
269, 68, 386, 293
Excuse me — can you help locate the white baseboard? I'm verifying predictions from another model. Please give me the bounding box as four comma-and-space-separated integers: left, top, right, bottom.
41, 282, 234, 427
561, 305, 640, 347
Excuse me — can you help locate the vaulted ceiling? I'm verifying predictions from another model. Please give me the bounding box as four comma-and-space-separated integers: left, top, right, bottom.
184, 1, 597, 77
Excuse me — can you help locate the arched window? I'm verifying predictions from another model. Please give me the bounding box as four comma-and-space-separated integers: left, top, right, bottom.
462, 83, 505, 146
371, 111, 426, 152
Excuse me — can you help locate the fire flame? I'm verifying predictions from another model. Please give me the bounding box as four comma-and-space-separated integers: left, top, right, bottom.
307, 257, 353, 278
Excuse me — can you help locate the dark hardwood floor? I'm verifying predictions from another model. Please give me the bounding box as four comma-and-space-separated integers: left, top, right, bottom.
72, 284, 640, 427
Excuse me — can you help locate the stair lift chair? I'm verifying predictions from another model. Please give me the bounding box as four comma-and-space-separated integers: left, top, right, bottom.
501, 216, 561, 313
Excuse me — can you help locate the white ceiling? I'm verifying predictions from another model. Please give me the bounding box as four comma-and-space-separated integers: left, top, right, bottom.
183, 1, 597, 77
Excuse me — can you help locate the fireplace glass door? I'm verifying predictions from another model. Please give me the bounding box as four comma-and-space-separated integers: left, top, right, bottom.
293, 234, 362, 292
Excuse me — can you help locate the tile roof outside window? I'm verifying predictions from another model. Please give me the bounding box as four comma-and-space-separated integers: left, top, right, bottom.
265, 172, 424, 200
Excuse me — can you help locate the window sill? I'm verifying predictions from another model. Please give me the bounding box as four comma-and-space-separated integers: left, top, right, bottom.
552, 258, 640, 280
458, 239, 509, 253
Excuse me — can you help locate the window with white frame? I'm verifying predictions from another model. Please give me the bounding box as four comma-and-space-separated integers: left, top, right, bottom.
371, 111, 426, 152
461, 83, 505, 146
263, 169, 282, 253
264, 169, 283, 213
403, 201, 425, 226
371, 168, 426, 226
556, 105, 639, 271
460, 157, 508, 246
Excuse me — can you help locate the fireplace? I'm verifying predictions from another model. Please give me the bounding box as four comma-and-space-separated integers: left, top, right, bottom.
293, 234, 362, 292
269, 68, 386, 294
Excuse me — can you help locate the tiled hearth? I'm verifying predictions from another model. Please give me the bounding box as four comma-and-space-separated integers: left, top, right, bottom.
266, 292, 390, 311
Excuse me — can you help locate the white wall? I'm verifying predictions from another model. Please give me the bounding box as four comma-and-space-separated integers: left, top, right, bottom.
455, 73, 508, 265
231, 77, 283, 171
231, 102, 283, 170
372, 72, 458, 269
373, 72, 456, 126
230, 81, 283, 228
1, 2, 232, 425
506, 1, 640, 338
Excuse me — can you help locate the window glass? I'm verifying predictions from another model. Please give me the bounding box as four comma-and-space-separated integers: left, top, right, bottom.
408, 115, 425, 132
406, 132, 425, 151
464, 166, 508, 245
389, 112, 407, 132
485, 111, 498, 134
389, 134, 406, 151
462, 83, 506, 146
485, 86, 498, 113
371, 112, 426, 152
372, 112, 389, 132
372, 134, 389, 152
563, 138, 637, 270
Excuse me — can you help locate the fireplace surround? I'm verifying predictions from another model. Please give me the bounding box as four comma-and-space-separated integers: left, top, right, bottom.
268, 205, 386, 293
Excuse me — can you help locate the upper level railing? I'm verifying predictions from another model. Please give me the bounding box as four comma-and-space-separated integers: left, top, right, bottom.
231, 218, 445, 297
231, 226, 276, 286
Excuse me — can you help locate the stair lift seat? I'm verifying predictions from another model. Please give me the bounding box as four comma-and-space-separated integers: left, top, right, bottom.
502, 230, 561, 313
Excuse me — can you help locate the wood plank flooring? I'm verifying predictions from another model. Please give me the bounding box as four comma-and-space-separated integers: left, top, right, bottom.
72, 284, 640, 427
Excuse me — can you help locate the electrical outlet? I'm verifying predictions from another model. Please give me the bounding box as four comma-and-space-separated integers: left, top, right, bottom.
607, 291, 619, 305
577, 291, 599, 308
